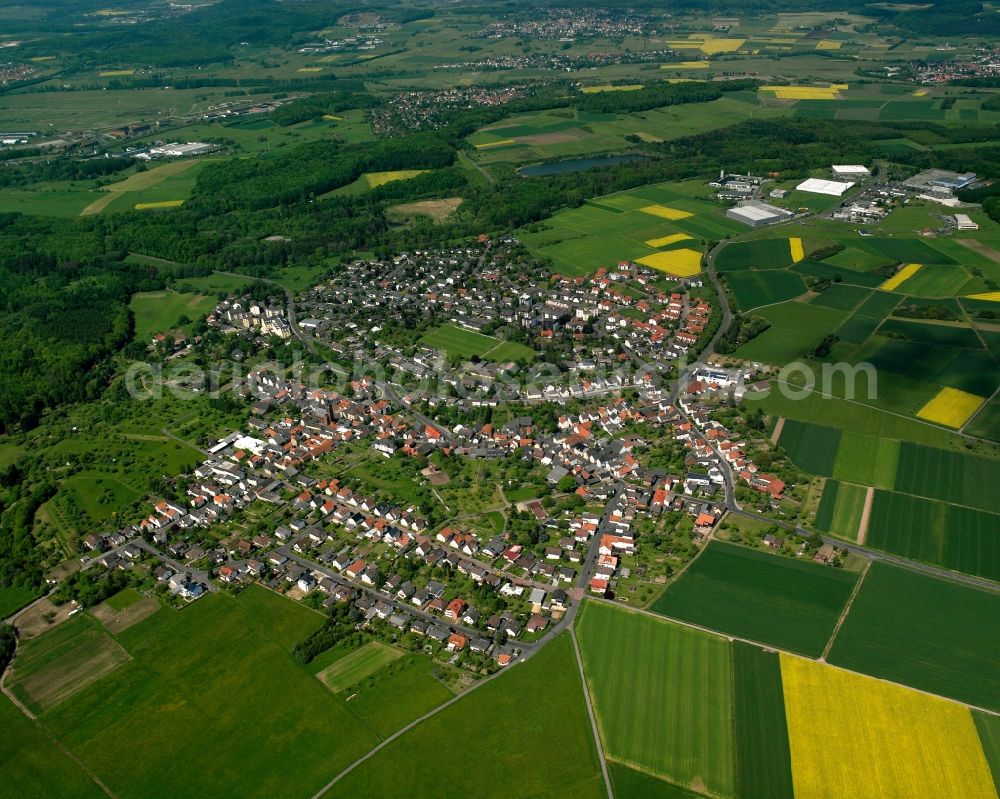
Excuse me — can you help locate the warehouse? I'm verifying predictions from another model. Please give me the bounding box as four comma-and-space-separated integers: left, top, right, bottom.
726, 200, 793, 228
953, 213, 979, 231
796, 177, 855, 196
832, 164, 871, 180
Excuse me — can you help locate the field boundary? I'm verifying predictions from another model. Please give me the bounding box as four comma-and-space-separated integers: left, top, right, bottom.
857, 486, 874, 544
570, 627, 614, 799
821, 560, 869, 662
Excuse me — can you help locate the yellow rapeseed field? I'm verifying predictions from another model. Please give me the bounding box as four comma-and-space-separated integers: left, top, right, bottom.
134, 200, 184, 210
967, 291, 1000, 301
662, 61, 710, 69
781, 654, 997, 799
916, 386, 985, 428
816, 39, 842, 50
297, 67, 323, 73
761, 84, 845, 100
639, 204, 693, 221
645, 233, 693, 248
789, 237, 805, 262
99, 69, 135, 77
880, 262, 922, 291
474, 139, 516, 150
636, 248, 702, 276
698, 38, 746, 54
363, 170, 428, 188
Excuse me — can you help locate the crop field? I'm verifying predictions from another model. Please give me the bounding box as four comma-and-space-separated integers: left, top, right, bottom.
576, 602, 734, 797
725, 270, 806, 310
80, 160, 206, 216
387, 197, 462, 223
608, 763, 702, 798
733, 643, 794, 799
813, 479, 867, 537
6, 615, 131, 715
129, 290, 217, 343
865, 490, 1000, 581
781, 653, 996, 799
864, 239, 956, 265
975, 713, 1000, 788
325, 634, 606, 799
733, 301, 849, 363
966, 398, 1000, 444
832, 431, 899, 487
651, 541, 857, 657
715, 238, 796, 272
0, 695, 106, 799
777, 419, 840, 476
809, 283, 870, 311
35, 588, 383, 799
827, 562, 1000, 711
916, 386, 986, 428
420, 323, 535, 362
317, 641, 404, 693
635, 247, 702, 276
520, 183, 742, 275
879, 262, 922, 291
894, 443, 1000, 515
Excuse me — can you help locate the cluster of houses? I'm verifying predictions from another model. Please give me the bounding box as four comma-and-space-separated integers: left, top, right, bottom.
209, 298, 292, 340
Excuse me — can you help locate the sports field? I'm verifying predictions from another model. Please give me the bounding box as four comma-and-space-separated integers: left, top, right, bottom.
420, 323, 535, 362
317, 641, 404, 693
325, 634, 606, 799
827, 562, 1000, 711
651, 541, 857, 657
733, 643, 794, 799
781, 653, 996, 799
576, 602, 735, 797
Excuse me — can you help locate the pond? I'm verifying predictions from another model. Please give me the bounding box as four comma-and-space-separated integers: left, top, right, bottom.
519, 153, 648, 177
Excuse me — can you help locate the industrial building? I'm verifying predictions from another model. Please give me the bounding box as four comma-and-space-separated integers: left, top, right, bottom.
709, 171, 764, 200
953, 213, 979, 231
726, 200, 793, 228
796, 177, 855, 196
832, 164, 871, 180
903, 169, 977, 197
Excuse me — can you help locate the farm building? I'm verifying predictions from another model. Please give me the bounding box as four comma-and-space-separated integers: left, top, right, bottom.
796, 178, 854, 196
726, 200, 792, 228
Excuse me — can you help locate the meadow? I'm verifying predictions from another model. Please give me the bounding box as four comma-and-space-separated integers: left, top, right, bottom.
827, 562, 1000, 712
35, 587, 383, 799
781, 653, 996, 799
0, 584, 40, 619
650, 541, 857, 657
420, 323, 535, 362
317, 641, 404, 693
129, 289, 217, 342
576, 601, 735, 798
324, 634, 606, 799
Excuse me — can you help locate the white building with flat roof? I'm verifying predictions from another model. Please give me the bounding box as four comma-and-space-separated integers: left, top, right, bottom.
832, 165, 870, 180
797, 178, 854, 196
953, 213, 979, 231
726, 200, 793, 228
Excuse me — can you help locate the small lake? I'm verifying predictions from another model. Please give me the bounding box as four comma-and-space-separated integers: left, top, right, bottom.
519, 154, 648, 177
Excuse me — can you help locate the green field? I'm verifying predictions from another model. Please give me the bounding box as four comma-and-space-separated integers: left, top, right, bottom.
0, 585, 39, 619
777, 419, 841, 476
0, 695, 106, 799
967, 398, 1000, 444
810, 283, 871, 311
974, 712, 1000, 790
832, 431, 900, 487
813, 479, 868, 538
576, 601, 735, 797
828, 562, 1000, 712
893, 443, 1000, 515
324, 634, 606, 799
420, 323, 535, 362
317, 641, 404, 693
32, 587, 382, 798
104, 587, 143, 612
715, 238, 795, 272
865, 491, 1000, 582
733, 643, 794, 799
129, 290, 217, 342
734, 301, 849, 363
650, 541, 857, 657
726, 270, 806, 310
608, 763, 704, 799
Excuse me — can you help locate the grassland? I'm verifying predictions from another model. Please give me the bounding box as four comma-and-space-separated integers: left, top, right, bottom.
0, 695, 106, 799
0, 584, 40, 619
733, 643, 794, 799
420, 323, 535, 362
576, 601, 734, 797
781, 653, 996, 799
129, 289, 217, 342
650, 541, 857, 657
80, 160, 207, 216
608, 764, 704, 798
35, 587, 381, 799
329, 169, 430, 197
827, 562, 1000, 712
317, 641, 404, 693
324, 634, 606, 799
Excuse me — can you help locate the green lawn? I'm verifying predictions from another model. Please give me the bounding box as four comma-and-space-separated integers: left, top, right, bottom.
828, 562, 1000, 712
324, 634, 606, 799
104, 587, 143, 612
0, 585, 39, 619
38, 587, 381, 799
576, 601, 735, 797
650, 541, 857, 657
